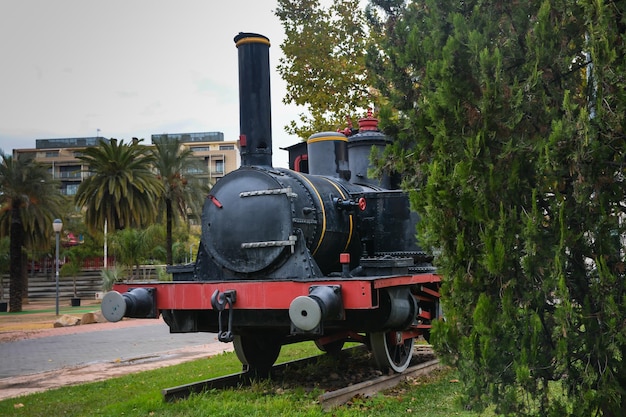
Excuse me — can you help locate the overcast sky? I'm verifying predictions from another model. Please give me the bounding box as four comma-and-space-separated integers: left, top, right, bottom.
0, 0, 304, 168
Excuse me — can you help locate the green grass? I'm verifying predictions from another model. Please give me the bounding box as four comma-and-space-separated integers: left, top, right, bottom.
0, 305, 99, 317
0, 342, 483, 417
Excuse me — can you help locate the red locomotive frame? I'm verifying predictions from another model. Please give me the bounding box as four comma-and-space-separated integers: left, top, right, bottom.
113, 273, 440, 311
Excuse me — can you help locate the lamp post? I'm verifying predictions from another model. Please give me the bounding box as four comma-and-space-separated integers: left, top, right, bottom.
53, 219, 63, 316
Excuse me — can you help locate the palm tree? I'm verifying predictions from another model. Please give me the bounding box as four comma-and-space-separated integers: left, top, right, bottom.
0, 153, 63, 312
111, 226, 162, 280
74, 138, 163, 235
111, 228, 144, 279
151, 137, 207, 265
60, 242, 96, 298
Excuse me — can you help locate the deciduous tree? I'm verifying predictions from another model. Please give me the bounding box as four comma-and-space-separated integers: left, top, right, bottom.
276, 0, 375, 139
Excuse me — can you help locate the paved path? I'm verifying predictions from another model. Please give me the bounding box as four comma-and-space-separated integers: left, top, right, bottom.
0, 321, 222, 378
0, 318, 233, 400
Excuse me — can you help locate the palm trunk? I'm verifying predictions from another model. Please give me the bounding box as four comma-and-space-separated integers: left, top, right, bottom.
166, 198, 173, 265
9, 203, 24, 312
21, 252, 29, 305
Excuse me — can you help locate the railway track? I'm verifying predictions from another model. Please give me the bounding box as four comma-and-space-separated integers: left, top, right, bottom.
162, 345, 440, 409
162, 352, 328, 402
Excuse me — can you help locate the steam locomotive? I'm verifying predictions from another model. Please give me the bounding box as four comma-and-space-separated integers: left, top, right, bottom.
101, 32, 440, 374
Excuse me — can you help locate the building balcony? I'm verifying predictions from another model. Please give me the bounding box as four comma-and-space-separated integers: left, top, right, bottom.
58, 171, 82, 179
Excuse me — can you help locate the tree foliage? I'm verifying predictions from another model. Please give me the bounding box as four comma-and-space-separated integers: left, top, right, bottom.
276, 0, 375, 139
369, 0, 626, 415
74, 138, 163, 234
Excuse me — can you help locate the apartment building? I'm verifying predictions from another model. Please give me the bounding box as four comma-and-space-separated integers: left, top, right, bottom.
13, 136, 102, 196
151, 132, 240, 185
12, 132, 240, 195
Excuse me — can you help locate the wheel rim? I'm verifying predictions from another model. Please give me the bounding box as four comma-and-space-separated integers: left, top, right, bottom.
369, 331, 414, 373
233, 334, 282, 375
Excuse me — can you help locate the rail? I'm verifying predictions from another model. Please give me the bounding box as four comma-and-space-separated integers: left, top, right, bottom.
162, 345, 440, 409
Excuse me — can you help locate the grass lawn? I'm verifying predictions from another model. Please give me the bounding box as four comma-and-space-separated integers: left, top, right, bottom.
0, 342, 484, 417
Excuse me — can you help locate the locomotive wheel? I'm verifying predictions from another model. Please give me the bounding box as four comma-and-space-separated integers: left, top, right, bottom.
369, 331, 414, 373
314, 339, 345, 355
233, 334, 282, 376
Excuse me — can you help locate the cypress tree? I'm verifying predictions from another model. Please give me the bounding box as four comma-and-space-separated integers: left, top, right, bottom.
368, 0, 626, 415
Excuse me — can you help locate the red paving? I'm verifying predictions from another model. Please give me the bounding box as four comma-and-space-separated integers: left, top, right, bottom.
1, 299, 161, 342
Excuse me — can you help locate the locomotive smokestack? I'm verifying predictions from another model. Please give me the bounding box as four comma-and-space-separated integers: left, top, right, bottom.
234, 32, 273, 167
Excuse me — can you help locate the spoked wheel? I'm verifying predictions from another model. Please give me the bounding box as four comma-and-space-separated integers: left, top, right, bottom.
233, 334, 282, 377
369, 331, 414, 373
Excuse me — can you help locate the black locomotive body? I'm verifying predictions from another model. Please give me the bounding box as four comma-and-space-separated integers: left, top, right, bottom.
102, 32, 440, 374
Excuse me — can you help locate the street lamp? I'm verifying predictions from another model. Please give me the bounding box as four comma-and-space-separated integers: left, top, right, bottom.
53, 219, 63, 316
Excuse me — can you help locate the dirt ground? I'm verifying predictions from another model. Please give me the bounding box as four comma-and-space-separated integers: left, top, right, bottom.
0, 300, 233, 401
0, 299, 115, 341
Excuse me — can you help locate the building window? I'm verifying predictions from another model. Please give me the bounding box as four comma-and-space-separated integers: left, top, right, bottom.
215, 160, 224, 174
45, 151, 59, 158
64, 183, 79, 196
219, 145, 234, 150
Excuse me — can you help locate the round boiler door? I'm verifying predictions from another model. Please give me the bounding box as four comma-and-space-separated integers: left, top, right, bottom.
202, 168, 293, 274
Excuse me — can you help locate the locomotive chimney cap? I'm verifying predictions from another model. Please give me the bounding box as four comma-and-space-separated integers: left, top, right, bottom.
347, 108, 391, 146
234, 32, 271, 47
